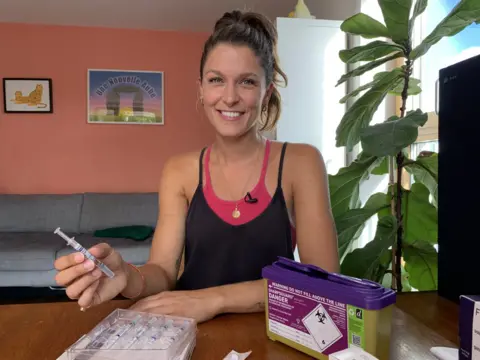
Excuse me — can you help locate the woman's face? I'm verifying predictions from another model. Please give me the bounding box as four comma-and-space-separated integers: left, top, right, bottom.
199, 43, 269, 138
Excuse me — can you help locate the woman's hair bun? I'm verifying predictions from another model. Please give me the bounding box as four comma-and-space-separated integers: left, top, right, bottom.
213, 10, 243, 32
213, 10, 277, 47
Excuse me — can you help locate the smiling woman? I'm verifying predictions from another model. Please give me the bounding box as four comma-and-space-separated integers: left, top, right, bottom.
53, 9, 339, 323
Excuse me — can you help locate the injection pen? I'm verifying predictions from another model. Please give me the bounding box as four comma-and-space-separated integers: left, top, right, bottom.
54, 227, 115, 279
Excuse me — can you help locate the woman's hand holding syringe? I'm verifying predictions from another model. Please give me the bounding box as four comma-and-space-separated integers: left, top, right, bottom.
54, 228, 131, 310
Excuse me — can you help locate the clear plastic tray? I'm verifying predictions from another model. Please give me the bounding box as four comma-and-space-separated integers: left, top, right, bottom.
65, 309, 197, 360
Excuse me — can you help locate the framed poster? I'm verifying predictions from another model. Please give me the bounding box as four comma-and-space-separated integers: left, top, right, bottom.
3, 78, 53, 113
87, 69, 164, 125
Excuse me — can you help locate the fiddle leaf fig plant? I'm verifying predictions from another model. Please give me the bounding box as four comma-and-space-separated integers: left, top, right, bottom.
329, 0, 480, 292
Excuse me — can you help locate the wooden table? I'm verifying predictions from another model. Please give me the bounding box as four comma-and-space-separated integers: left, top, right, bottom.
0, 292, 459, 359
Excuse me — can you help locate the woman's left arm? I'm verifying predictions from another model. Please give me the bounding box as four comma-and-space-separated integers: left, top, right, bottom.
130, 278, 265, 323
290, 143, 340, 272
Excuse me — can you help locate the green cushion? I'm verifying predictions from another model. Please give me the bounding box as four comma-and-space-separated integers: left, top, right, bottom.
93, 225, 154, 241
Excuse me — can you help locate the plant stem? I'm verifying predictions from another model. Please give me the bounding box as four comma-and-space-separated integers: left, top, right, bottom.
395, 152, 404, 292
394, 58, 412, 293
399, 62, 411, 118
389, 156, 397, 291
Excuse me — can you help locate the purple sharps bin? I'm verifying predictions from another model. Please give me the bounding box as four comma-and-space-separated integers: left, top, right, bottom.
262, 257, 397, 360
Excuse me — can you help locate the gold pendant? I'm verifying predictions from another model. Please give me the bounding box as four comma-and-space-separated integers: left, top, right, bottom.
232, 206, 241, 219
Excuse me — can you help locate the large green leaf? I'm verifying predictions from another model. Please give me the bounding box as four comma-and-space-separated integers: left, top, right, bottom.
403, 182, 438, 245
341, 215, 397, 280
370, 134, 410, 176
370, 149, 409, 176
336, 68, 404, 151
339, 40, 405, 64
411, 0, 480, 60
412, 0, 428, 20
378, 182, 437, 244
389, 77, 422, 96
373, 250, 392, 283
409, 0, 428, 37
336, 193, 390, 258
360, 109, 428, 157
405, 152, 438, 207
411, 0, 428, 20
403, 240, 438, 290
378, 0, 414, 44
373, 71, 422, 96
340, 13, 391, 39
371, 156, 389, 175
336, 52, 403, 86
328, 152, 384, 219
340, 80, 376, 104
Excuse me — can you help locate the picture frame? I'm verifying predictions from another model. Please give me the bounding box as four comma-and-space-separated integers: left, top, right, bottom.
87, 69, 164, 125
3, 78, 53, 113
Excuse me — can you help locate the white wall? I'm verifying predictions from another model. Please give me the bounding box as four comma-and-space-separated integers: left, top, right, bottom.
275, 17, 348, 176
267, 0, 361, 143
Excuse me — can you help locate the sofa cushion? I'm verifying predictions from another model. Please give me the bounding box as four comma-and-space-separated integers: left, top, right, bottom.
55, 234, 152, 266
0, 269, 59, 287
94, 225, 154, 241
0, 194, 83, 232
0, 232, 67, 271
79, 193, 158, 233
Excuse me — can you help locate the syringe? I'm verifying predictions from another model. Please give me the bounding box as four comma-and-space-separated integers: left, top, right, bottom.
54, 227, 115, 279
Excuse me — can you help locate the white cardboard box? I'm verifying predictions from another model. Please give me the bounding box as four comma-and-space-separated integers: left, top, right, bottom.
329, 347, 379, 360
57, 338, 195, 360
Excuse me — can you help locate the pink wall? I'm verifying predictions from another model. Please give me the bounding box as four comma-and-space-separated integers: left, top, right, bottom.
0, 23, 214, 194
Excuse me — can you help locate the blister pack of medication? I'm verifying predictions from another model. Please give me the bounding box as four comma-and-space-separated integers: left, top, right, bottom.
65, 309, 197, 360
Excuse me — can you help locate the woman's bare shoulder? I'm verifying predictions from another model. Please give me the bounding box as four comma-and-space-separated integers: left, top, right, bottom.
164, 149, 204, 170
269, 141, 325, 168
160, 148, 207, 189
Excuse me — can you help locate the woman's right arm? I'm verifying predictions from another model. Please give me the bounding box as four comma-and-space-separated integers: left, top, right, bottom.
121, 154, 190, 299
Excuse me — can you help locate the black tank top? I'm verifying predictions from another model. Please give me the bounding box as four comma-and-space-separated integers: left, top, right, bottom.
175, 142, 295, 290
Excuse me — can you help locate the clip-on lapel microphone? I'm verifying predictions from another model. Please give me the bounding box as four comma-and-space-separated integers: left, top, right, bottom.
244, 192, 258, 204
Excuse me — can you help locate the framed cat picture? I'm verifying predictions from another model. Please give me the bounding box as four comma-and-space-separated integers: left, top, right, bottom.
3, 78, 53, 113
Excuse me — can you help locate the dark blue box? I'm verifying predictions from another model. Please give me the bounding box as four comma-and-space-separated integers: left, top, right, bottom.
459, 295, 480, 359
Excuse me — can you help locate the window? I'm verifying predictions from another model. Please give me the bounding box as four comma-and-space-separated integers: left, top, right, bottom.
410, 0, 480, 146
410, 140, 439, 160
415, 0, 480, 114
404, 1, 479, 191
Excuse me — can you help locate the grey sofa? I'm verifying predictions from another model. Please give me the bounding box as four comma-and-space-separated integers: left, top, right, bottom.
0, 192, 158, 288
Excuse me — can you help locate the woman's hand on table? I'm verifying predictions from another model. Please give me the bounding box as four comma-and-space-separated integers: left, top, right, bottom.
54, 243, 129, 310
129, 289, 224, 323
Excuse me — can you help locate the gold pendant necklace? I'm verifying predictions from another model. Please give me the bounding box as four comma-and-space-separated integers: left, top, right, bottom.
232, 204, 241, 219
214, 140, 264, 219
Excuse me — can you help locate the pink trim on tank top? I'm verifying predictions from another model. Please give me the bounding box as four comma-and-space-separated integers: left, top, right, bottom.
203, 140, 297, 249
